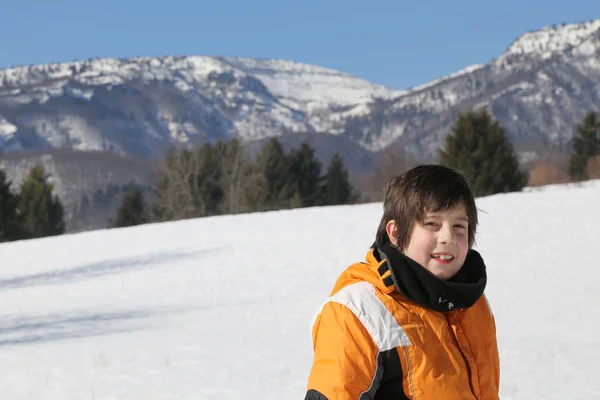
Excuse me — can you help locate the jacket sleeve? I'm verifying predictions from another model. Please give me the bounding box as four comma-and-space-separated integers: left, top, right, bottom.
490, 302, 501, 393
493, 331, 501, 394
484, 294, 501, 394
305, 301, 381, 400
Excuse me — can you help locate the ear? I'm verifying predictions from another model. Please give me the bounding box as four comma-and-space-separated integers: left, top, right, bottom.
385, 220, 398, 247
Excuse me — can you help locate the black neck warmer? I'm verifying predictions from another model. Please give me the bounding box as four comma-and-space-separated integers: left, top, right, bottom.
374, 244, 487, 312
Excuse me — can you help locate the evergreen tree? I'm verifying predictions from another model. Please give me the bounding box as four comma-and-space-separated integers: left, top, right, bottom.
439, 108, 527, 197
18, 164, 65, 239
198, 142, 225, 216
569, 110, 600, 180
113, 186, 148, 228
253, 137, 294, 210
323, 152, 353, 205
288, 141, 324, 207
0, 169, 21, 242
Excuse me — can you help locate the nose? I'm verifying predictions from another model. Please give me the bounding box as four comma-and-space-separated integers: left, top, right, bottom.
439, 224, 456, 245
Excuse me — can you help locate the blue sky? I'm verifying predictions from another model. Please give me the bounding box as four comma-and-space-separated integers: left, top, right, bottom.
1, 0, 598, 89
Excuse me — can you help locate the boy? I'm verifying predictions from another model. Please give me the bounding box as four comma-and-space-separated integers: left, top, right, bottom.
304, 164, 500, 399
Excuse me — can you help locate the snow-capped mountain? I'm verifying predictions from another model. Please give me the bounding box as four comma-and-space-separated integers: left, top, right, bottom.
2, 18, 599, 165
0, 55, 403, 159
0, 21, 599, 163
365, 18, 600, 160
1, 19, 599, 233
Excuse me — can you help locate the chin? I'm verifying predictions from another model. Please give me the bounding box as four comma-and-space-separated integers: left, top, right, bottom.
439, 272, 458, 280
429, 265, 459, 280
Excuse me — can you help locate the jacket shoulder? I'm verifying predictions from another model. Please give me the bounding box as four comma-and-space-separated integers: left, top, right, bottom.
312, 281, 413, 352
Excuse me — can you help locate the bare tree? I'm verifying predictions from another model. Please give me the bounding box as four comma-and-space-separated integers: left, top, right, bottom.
152, 147, 208, 221
587, 154, 600, 180
216, 139, 250, 214
362, 146, 416, 202
153, 138, 299, 221
528, 162, 571, 187
224, 138, 283, 214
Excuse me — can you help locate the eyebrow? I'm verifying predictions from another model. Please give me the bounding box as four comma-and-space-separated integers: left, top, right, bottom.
425, 214, 469, 222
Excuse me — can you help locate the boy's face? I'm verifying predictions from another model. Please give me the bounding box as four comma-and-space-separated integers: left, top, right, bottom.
390, 203, 470, 280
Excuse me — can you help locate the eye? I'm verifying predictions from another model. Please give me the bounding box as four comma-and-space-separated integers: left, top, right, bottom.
454, 224, 467, 229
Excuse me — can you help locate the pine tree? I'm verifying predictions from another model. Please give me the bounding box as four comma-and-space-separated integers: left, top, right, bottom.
439, 107, 528, 197
197, 142, 225, 216
18, 164, 65, 239
0, 169, 21, 242
113, 186, 148, 228
569, 110, 600, 180
323, 152, 353, 205
288, 141, 324, 207
253, 137, 294, 210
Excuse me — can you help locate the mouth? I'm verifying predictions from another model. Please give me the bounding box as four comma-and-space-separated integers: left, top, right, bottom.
431, 253, 454, 264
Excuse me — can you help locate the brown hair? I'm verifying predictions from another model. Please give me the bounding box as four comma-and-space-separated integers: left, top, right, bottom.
373, 164, 478, 250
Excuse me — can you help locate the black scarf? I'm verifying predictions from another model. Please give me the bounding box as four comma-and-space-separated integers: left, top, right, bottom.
375, 244, 487, 312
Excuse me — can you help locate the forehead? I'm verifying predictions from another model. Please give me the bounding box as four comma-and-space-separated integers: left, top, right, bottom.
425, 203, 469, 219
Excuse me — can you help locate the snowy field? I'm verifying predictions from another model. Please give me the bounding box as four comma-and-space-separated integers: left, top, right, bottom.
0, 180, 599, 399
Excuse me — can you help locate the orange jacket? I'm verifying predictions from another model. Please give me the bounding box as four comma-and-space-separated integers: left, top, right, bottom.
305, 247, 500, 399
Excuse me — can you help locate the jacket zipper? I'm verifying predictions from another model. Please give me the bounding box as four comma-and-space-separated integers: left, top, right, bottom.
447, 313, 477, 397
404, 347, 417, 399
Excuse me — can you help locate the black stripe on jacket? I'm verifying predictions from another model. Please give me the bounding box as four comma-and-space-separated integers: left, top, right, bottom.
304, 347, 409, 399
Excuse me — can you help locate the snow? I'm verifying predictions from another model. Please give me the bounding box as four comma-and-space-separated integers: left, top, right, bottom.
0, 116, 20, 150
0, 54, 408, 146
489, 82, 535, 102
224, 57, 405, 106
0, 179, 598, 399
0, 116, 17, 137
166, 121, 200, 143
66, 87, 94, 101
0, 55, 401, 110
502, 19, 600, 59
408, 63, 485, 93
17, 114, 105, 152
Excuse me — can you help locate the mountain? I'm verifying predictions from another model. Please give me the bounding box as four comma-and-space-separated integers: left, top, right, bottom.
1, 19, 600, 231
0, 55, 400, 163
376, 18, 600, 161
2, 19, 600, 166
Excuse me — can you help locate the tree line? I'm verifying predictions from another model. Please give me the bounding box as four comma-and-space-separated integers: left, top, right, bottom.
0, 137, 357, 241
125, 137, 357, 226
2, 106, 599, 242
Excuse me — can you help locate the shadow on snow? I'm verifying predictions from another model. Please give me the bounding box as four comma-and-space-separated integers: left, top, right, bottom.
0, 246, 220, 291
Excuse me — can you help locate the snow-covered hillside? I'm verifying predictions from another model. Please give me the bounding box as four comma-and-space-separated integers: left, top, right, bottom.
0, 179, 598, 399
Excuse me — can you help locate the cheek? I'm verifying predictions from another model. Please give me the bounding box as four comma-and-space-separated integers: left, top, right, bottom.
405, 232, 436, 260
457, 236, 469, 258
416, 239, 436, 254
